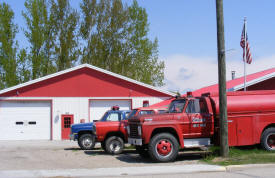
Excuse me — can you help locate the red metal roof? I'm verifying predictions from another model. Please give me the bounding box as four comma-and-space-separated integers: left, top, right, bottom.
150, 67, 275, 107
0, 64, 173, 97
193, 67, 275, 96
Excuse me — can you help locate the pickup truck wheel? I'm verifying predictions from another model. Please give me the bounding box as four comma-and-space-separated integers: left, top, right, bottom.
136, 145, 149, 158
105, 136, 124, 155
148, 133, 179, 162
261, 127, 275, 151
78, 134, 95, 150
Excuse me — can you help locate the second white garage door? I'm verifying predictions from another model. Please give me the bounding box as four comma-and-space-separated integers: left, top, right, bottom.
90, 100, 131, 121
0, 101, 51, 140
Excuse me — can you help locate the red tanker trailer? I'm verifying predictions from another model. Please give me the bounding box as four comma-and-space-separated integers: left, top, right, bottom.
127, 90, 275, 162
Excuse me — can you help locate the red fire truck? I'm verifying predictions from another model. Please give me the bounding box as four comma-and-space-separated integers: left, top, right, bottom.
127, 91, 275, 162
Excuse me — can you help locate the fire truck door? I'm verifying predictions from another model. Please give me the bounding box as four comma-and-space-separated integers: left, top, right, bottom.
186, 99, 212, 137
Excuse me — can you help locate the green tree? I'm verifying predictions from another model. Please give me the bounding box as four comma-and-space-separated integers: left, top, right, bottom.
127, 1, 164, 86
50, 0, 79, 71
80, 0, 164, 86
0, 2, 18, 89
17, 49, 31, 83
23, 0, 55, 79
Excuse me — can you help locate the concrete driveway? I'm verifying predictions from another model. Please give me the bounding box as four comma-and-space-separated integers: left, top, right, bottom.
2, 141, 275, 178
0, 140, 203, 170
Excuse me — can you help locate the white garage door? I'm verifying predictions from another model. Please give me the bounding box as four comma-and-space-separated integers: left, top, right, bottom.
0, 101, 51, 140
90, 100, 131, 121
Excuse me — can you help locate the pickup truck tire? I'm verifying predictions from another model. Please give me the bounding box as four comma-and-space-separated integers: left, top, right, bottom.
136, 145, 149, 158
261, 127, 275, 151
148, 133, 179, 162
78, 134, 95, 150
105, 136, 124, 155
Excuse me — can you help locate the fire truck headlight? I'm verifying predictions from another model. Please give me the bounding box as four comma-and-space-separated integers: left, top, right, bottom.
137, 126, 142, 136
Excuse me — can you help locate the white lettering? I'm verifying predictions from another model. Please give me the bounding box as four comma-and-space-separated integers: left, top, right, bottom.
192, 117, 206, 123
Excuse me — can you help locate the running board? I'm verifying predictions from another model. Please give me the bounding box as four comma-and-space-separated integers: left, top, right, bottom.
183, 138, 210, 148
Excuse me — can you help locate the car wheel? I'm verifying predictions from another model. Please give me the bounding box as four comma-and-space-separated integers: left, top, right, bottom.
78, 134, 95, 150
105, 136, 124, 155
148, 133, 179, 162
261, 127, 275, 151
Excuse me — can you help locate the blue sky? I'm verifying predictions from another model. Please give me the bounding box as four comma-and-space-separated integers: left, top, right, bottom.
139, 0, 275, 58
2, 0, 275, 93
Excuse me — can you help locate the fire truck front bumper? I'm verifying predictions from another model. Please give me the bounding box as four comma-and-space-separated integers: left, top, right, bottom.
128, 138, 142, 145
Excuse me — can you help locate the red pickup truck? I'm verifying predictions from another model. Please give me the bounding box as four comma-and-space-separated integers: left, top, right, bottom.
127, 91, 275, 162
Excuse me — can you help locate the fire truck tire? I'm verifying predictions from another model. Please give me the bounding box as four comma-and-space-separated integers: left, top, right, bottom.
136, 145, 149, 158
261, 127, 275, 151
148, 133, 179, 162
105, 136, 124, 155
78, 134, 95, 150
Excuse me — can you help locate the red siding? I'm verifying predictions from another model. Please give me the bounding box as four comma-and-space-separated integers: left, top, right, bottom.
239, 77, 275, 91
0, 67, 170, 97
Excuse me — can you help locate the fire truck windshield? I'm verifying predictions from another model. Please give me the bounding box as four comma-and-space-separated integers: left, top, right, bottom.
168, 99, 186, 113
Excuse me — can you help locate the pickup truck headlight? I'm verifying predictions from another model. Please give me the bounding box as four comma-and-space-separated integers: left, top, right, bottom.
137, 126, 142, 136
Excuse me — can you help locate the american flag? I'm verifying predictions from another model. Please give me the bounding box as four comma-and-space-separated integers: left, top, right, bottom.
240, 24, 252, 64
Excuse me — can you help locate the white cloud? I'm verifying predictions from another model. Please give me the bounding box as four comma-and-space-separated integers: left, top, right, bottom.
159, 54, 275, 93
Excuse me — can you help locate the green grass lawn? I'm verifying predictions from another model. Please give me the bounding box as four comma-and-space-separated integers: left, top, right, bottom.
203, 145, 275, 166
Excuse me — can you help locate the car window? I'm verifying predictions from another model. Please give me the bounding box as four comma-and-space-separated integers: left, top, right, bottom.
139, 110, 154, 115
106, 113, 120, 121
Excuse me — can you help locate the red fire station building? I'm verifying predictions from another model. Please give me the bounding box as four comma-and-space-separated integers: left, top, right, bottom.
0, 64, 173, 140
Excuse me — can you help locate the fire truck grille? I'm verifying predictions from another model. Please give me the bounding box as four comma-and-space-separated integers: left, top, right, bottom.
129, 124, 139, 138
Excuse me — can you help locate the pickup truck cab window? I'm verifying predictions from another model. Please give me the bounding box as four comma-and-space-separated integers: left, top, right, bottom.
168, 99, 186, 113
106, 113, 121, 121
125, 112, 130, 119
127, 109, 138, 119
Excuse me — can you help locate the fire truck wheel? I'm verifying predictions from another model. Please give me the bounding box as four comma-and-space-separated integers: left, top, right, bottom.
78, 134, 95, 150
105, 136, 124, 155
148, 133, 179, 162
261, 127, 275, 151
136, 145, 149, 158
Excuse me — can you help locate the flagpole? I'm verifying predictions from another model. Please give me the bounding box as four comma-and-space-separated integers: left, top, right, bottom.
244, 17, 247, 91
